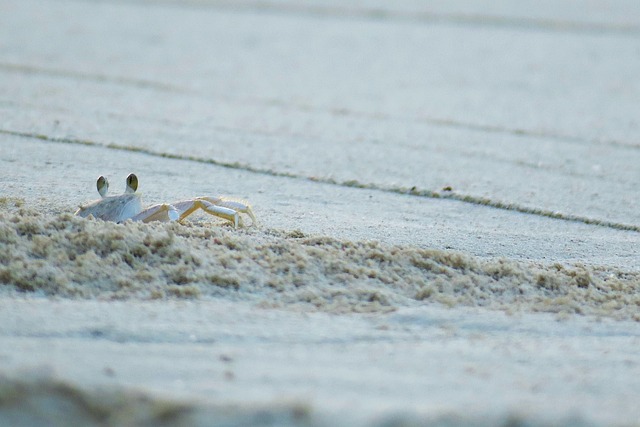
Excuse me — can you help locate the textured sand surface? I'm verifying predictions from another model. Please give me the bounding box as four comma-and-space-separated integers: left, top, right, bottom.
1, 202, 639, 320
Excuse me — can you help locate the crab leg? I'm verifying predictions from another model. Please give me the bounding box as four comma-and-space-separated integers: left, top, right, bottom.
130, 203, 180, 223
203, 197, 256, 223
169, 199, 240, 228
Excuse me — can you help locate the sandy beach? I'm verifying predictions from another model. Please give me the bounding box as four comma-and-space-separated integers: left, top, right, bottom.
1, 0, 640, 426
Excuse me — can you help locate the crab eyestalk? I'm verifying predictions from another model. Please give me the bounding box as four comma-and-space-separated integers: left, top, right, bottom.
126, 173, 138, 193
97, 176, 109, 198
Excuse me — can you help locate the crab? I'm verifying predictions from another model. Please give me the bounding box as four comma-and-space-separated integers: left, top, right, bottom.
75, 173, 256, 228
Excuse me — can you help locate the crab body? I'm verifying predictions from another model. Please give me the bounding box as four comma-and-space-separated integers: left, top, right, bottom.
75, 174, 255, 228
76, 192, 147, 222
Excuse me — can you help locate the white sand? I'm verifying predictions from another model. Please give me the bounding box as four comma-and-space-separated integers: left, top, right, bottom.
1, 0, 640, 426
1, 298, 639, 427
1, 202, 639, 426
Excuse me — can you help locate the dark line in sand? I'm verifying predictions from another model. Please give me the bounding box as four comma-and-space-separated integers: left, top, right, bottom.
74, 0, 640, 36
1, 62, 638, 151
3, 128, 640, 233
0, 97, 630, 185
0, 63, 184, 93
261, 98, 640, 151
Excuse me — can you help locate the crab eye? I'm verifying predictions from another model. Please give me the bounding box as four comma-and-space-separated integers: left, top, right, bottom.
126, 173, 138, 193
96, 176, 109, 197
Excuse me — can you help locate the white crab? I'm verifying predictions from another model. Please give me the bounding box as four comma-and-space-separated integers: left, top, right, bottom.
75, 174, 256, 228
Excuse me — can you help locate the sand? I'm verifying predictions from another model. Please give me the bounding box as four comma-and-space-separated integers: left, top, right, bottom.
2, 201, 638, 320
1, 297, 639, 427
0, 375, 616, 427
2, 0, 640, 425
1, 200, 640, 426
